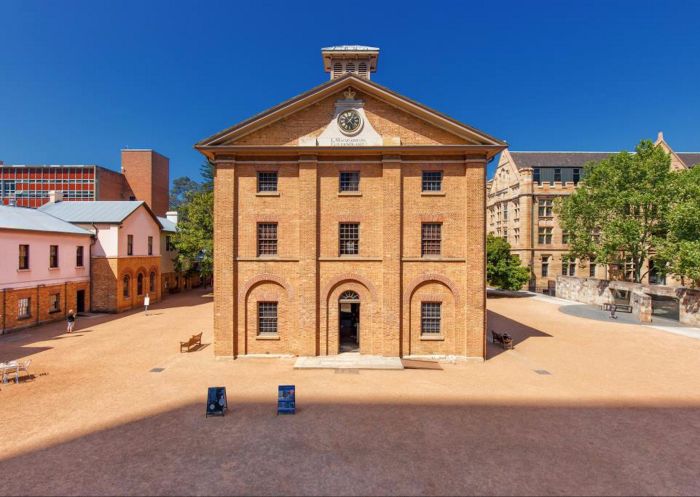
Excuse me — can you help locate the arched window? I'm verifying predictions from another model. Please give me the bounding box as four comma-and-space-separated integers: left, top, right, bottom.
333, 62, 342, 79
137, 273, 144, 295
123, 275, 130, 299
339, 290, 360, 302
346, 62, 356, 74
149, 272, 156, 293
358, 62, 368, 78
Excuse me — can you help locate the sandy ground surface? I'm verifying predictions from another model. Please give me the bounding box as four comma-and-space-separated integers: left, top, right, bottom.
1, 289, 699, 496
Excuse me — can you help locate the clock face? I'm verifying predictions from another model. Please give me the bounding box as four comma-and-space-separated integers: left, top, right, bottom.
337, 110, 362, 135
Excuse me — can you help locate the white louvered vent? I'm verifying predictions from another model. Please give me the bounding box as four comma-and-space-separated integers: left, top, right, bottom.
358, 62, 368, 78
346, 62, 356, 74
333, 62, 343, 79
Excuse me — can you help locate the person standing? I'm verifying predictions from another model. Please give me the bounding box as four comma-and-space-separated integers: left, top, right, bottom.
144, 293, 150, 316
66, 309, 76, 333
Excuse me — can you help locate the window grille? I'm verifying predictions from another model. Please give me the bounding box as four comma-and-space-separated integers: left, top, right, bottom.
421, 223, 442, 256
538, 199, 553, 217
18, 297, 30, 319
533, 168, 541, 184
422, 171, 443, 192
339, 171, 360, 192
421, 302, 441, 334
339, 223, 359, 255
50, 293, 60, 312
541, 256, 550, 277
554, 168, 562, 182
258, 302, 278, 334
257, 171, 278, 192
19, 244, 29, 270
257, 223, 278, 256
49, 245, 59, 268
562, 256, 576, 276
538, 227, 553, 244
339, 290, 360, 302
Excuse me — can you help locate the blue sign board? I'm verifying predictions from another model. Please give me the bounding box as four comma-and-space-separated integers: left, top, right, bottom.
277, 385, 296, 415
206, 386, 227, 417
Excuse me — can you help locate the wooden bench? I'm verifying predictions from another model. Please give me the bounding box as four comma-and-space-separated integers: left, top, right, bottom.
180, 333, 203, 353
602, 303, 633, 313
491, 330, 513, 350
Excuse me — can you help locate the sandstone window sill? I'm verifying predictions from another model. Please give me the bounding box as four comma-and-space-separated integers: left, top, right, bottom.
420, 335, 445, 341
237, 257, 300, 262
338, 191, 362, 197
17, 268, 30, 272
319, 257, 383, 262
48, 267, 60, 271
421, 191, 446, 197
403, 257, 466, 263
256, 334, 280, 340
48, 309, 61, 314
256, 192, 280, 197
75, 266, 85, 269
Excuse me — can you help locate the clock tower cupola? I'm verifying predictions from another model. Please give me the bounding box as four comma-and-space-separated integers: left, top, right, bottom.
322, 45, 379, 80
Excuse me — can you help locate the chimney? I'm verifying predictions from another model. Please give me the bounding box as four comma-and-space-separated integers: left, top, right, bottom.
48, 190, 64, 203
166, 211, 178, 225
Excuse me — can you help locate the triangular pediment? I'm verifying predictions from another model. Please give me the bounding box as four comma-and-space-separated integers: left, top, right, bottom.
196, 74, 505, 149
488, 150, 520, 195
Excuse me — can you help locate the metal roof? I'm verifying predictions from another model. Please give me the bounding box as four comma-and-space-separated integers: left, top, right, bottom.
39, 201, 144, 223
678, 153, 700, 168
0, 205, 92, 235
157, 216, 177, 233
509, 152, 615, 169
322, 45, 379, 51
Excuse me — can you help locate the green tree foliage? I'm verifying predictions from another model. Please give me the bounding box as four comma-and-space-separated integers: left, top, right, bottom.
172, 189, 213, 279
169, 176, 201, 209
655, 166, 700, 287
486, 234, 530, 290
200, 159, 215, 192
557, 140, 674, 283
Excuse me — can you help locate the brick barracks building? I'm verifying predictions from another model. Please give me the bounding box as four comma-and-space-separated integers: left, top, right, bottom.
196, 46, 506, 360
0, 149, 170, 216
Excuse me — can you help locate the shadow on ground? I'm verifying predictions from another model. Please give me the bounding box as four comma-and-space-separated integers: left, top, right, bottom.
486, 310, 552, 359
0, 399, 697, 496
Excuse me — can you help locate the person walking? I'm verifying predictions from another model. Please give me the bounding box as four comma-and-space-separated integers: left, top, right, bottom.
144, 293, 150, 316
66, 309, 76, 333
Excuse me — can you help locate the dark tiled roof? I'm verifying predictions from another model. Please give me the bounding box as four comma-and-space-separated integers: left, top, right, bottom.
678, 153, 700, 168
509, 152, 614, 169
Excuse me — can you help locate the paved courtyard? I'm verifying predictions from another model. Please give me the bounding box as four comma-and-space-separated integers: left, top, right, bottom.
1, 289, 699, 496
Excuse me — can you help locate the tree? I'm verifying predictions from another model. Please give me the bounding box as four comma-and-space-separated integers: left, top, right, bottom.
169, 176, 201, 209
200, 159, 215, 192
557, 140, 674, 283
172, 189, 214, 280
486, 234, 530, 290
655, 166, 700, 287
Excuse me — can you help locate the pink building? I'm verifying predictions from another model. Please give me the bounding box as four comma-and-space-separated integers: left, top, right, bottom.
0, 205, 92, 333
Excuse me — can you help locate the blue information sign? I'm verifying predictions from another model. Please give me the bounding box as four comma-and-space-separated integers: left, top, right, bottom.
206, 386, 227, 417
277, 385, 296, 415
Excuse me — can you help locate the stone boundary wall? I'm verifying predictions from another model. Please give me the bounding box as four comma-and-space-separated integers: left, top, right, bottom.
556, 276, 700, 327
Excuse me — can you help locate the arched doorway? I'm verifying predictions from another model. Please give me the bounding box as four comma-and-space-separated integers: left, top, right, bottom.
339, 290, 360, 353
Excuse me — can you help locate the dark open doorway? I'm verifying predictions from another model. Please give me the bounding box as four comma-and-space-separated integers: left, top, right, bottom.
76, 290, 86, 313
339, 291, 360, 353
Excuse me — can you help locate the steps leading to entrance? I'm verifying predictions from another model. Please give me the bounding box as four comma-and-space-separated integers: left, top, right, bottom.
294, 353, 404, 370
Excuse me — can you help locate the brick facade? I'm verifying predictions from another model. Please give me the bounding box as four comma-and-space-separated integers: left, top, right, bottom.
121, 150, 170, 217
198, 72, 504, 359
1, 281, 90, 333
91, 256, 161, 313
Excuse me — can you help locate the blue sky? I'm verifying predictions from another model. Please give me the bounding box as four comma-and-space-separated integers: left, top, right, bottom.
1, 0, 698, 181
